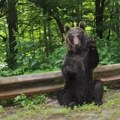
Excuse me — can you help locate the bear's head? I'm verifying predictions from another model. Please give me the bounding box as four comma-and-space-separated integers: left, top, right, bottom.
65, 22, 87, 52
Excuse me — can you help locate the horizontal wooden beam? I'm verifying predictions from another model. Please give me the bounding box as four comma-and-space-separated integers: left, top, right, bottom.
0, 84, 64, 99
0, 71, 62, 85
0, 64, 120, 84
94, 64, 120, 79
0, 64, 120, 100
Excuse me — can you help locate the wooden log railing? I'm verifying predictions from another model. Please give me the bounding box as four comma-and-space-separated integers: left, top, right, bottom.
0, 64, 120, 100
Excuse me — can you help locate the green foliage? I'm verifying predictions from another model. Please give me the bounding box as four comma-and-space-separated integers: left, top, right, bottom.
96, 33, 120, 65
2, 90, 120, 120
0, 67, 24, 76
16, 45, 65, 73
47, 46, 66, 69
0, 94, 46, 107
0, 45, 66, 76
104, 86, 109, 92
89, 32, 119, 65
74, 103, 99, 111
14, 94, 47, 107
16, 44, 65, 72
0, 105, 4, 114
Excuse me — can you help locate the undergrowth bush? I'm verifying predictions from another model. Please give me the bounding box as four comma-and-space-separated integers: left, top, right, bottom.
0, 46, 66, 76
0, 33, 120, 76
96, 34, 120, 65
14, 94, 47, 107
0, 94, 47, 108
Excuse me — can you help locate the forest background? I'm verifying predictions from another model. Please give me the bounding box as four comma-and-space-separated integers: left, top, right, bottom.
0, 0, 120, 76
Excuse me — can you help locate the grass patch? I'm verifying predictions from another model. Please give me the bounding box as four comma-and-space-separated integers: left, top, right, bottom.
0, 105, 4, 114
1, 89, 120, 120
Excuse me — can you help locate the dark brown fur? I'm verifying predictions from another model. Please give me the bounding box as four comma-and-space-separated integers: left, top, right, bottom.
57, 22, 103, 107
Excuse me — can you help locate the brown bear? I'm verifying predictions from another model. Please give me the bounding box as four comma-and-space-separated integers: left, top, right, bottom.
57, 22, 103, 107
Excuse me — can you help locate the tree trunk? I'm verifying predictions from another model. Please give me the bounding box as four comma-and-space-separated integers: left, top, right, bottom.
48, 21, 52, 53
95, 0, 105, 39
54, 15, 65, 42
107, 29, 111, 46
49, 9, 65, 42
115, 2, 120, 37
7, 0, 18, 68
43, 21, 49, 57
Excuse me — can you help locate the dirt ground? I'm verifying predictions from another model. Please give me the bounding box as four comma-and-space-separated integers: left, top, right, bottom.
1, 89, 120, 120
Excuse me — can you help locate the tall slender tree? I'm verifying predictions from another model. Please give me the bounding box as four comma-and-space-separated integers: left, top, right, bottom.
95, 0, 105, 39
7, 0, 18, 68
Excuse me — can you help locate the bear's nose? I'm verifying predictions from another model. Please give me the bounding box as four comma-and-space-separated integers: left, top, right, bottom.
74, 37, 79, 45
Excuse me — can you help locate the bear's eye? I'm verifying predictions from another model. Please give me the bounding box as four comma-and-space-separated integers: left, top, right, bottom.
78, 34, 83, 41
69, 36, 73, 41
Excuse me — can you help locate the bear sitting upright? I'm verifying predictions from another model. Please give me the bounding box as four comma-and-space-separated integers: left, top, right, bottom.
57, 22, 103, 107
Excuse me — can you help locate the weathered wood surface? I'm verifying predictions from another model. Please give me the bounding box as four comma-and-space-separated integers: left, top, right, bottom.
0, 84, 64, 99
94, 64, 120, 84
94, 64, 120, 78
0, 64, 120, 100
0, 71, 62, 85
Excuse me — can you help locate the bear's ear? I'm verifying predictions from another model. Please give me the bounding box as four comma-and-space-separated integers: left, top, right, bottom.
64, 25, 70, 33
79, 21, 86, 30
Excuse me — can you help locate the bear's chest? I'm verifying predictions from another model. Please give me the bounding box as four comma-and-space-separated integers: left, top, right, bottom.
71, 53, 88, 71
75, 55, 82, 62
72, 54, 86, 65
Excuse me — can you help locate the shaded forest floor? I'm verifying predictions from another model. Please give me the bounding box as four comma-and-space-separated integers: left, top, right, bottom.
1, 89, 120, 120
